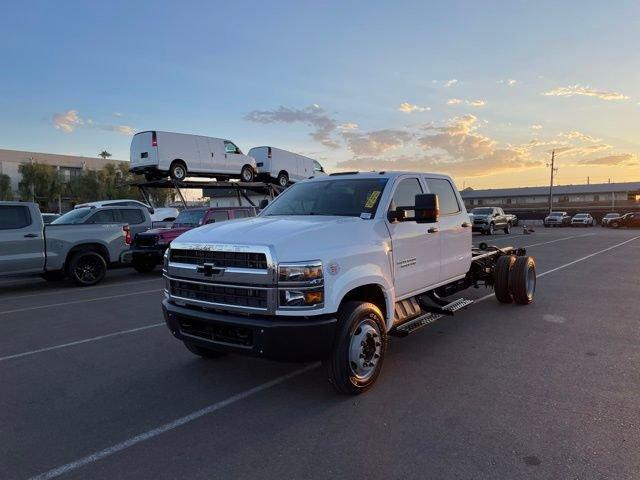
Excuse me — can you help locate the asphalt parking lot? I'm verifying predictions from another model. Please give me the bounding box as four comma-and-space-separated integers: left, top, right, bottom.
1, 226, 639, 480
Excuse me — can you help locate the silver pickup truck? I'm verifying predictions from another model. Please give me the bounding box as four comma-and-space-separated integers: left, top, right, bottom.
0, 201, 142, 286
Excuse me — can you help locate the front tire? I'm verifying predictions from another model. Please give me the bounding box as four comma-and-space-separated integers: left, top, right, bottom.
487, 223, 495, 235
184, 341, 227, 358
324, 301, 387, 395
504, 222, 511, 234
67, 251, 107, 286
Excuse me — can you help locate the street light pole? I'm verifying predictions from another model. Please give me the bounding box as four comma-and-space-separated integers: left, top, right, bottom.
547, 150, 557, 215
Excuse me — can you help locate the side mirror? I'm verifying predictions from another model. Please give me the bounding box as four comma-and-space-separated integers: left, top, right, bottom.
414, 193, 439, 224
259, 199, 269, 210
148, 207, 155, 214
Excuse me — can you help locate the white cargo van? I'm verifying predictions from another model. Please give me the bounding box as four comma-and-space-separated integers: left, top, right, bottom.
130, 131, 258, 182
248, 146, 326, 187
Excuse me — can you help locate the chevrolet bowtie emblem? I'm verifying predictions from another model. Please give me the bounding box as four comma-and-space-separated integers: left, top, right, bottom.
197, 262, 224, 277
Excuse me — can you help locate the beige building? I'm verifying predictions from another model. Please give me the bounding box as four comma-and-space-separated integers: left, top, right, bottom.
0, 148, 128, 193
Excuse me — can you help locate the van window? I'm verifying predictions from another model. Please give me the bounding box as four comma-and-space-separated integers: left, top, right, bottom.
389, 178, 423, 211
224, 141, 241, 154
424, 178, 461, 215
86, 209, 117, 223
313, 160, 324, 173
0, 205, 32, 229
119, 209, 145, 225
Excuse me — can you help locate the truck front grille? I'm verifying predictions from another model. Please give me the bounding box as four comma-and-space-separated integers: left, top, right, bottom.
170, 279, 268, 310
170, 249, 267, 269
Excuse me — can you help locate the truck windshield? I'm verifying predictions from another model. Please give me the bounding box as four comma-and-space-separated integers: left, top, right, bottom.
173, 209, 206, 227
51, 208, 93, 224
472, 208, 493, 215
263, 178, 388, 217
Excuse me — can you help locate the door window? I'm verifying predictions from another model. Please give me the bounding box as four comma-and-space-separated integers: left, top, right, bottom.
424, 178, 461, 215
86, 209, 117, 223
0, 206, 32, 229
119, 209, 145, 224
313, 160, 324, 173
224, 141, 241, 154
389, 178, 423, 211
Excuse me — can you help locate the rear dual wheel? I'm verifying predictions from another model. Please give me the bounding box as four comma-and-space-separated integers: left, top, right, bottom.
494, 255, 536, 305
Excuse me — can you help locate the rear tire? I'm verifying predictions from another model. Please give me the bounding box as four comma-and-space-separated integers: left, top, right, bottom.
169, 161, 187, 181
184, 341, 227, 358
67, 251, 107, 286
509, 256, 536, 305
324, 301, 387, 395
494, 255, 516, 303
241, 165, 255, 182
276, 171, 289, 187
132, 257, 157, 273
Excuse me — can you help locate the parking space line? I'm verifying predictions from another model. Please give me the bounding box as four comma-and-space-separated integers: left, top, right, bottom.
522, 233, 594, 249
0, 289, 163, 316
0, 278, 162, 302
27, 363, 319, 480
0, 323, 164, 362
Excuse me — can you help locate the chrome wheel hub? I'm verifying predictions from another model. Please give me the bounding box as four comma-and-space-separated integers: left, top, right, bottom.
349, 318, 381, 381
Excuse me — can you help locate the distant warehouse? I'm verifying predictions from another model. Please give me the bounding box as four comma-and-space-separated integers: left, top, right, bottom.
461, 181, 640, 215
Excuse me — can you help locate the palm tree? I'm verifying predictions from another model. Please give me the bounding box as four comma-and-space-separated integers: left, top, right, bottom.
98, 150, 112, 160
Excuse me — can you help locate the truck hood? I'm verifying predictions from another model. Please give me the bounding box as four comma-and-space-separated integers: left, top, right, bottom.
172, 216, 385, 262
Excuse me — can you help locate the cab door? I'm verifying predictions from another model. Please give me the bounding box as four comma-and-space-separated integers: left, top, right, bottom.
224, 140, 244, 175
386, 177, 440, 298
424, 177, 471, 282
0, 204, 44, 275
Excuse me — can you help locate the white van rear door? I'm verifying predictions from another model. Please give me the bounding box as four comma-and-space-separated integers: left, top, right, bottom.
130, 132, 158, 169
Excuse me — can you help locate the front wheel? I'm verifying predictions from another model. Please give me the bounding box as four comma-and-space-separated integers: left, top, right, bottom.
611, 221, 620, 229
487, 223, 495, 235
504, 222, 511, 234
276, 171, 289, 187
67, 251, 107, 286
241, 165, 255, 182
324, 301, 387, 395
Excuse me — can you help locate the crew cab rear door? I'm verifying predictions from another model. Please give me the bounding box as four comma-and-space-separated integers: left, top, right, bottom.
424, 177, 471, 282
0, 204, 44, 275
386, 177, 440, 298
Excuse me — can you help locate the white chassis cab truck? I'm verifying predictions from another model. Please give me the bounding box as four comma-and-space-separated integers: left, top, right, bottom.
162, 172, 536, 394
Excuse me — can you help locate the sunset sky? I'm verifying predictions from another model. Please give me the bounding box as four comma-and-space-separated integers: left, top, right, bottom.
1, 0, 638, 189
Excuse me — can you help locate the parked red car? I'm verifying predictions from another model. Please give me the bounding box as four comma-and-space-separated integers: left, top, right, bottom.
131, 206, 256, 272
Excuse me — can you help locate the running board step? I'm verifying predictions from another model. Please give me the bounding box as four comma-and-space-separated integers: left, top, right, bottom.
394, 298, 474, 337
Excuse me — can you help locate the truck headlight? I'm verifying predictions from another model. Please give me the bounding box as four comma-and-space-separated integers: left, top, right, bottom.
278, 262, 323, 283
163, 249, 169, 270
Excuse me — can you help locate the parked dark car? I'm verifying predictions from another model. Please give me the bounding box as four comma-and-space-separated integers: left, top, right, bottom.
471, 207, 512, 234
609, 212, 640, 229
544, 211, 571, 227
131, 206, 256, 272
601, 212, 621, 227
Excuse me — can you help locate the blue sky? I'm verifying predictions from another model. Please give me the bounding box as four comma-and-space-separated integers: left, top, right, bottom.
1, 0, 638, 188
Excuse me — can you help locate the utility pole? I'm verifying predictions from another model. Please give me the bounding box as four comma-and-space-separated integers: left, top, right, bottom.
547, 150, 557, 215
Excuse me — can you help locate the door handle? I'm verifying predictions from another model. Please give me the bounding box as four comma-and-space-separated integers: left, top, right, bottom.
461, 222, 471, 228
24, 233, 38, 238
427, 227, 439, 233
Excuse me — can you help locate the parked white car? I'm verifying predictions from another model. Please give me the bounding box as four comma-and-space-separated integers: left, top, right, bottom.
248, 146, 326, 187
74, 200, 179, 222
129, 131, 258, 182
571, 213, 595, 227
